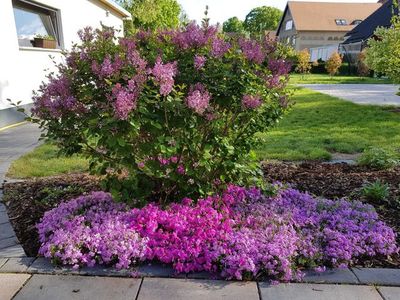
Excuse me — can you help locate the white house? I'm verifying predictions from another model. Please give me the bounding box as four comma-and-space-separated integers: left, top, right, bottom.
0, 0, 131, 128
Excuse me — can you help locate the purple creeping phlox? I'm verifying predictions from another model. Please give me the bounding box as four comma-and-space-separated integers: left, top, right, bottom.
38, 186, 398, 281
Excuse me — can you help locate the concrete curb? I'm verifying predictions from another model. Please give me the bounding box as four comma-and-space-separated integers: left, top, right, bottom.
0, 257, 400, 287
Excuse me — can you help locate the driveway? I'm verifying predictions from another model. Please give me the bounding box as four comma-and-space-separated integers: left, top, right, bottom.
300, 84, 400, 106
0, 123, 41, 182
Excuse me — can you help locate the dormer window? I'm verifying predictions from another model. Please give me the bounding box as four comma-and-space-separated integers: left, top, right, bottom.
335, 19, 347, 25
351, 19, 363, 25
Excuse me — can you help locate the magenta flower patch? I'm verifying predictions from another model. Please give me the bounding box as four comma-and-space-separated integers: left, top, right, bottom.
37, 186, 398, 281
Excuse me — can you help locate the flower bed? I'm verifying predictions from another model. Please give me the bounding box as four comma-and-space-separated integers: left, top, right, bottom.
37, 186, 398, 281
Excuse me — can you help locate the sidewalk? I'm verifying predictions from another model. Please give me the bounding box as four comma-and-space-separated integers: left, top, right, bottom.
300, 84, 400, 106
1, 123, 400, 299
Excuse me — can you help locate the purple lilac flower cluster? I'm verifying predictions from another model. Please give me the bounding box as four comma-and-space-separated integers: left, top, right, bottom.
194, 55, 206, 70
239, 38, 266, 64
38, 187, 398, 281
171, 22, 218, 49
242, 95, 262, 110
31, 75, 83, 119
150, 57, 178, 96
186, 83, 211, 115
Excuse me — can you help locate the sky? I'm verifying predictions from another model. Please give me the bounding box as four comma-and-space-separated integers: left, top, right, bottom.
177, 0, 379, 24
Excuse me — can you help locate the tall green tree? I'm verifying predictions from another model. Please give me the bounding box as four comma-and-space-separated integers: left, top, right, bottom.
244, 6, 283, 35
118, 0, 181, 31
365, 16, 400, 92
222, 17, 245, 34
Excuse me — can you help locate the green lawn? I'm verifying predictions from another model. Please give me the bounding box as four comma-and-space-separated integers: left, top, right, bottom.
7, 87, 400, 177
7, 143, 88, 178
290, 73, 392, 85
257, 87, 400, 161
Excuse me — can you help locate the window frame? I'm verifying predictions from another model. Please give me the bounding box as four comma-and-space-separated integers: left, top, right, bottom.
335, 19, 348, 26
12, 0, 64, 49
285, 20, 293, 31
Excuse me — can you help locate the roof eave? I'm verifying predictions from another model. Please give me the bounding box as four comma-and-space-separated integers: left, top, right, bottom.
97, 0, 132, 19
276, 4, 290, 36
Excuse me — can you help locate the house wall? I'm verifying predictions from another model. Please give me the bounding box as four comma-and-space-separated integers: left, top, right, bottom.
0, 0, 126, 127
296, 31, 346, 51
278, 9, 298, 48
310, 44, 339, 61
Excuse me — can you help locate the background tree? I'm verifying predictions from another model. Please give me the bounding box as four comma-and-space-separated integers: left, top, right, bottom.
365, 17, 400, 87
223, 17, 245, 34
295, 49, 312, 74
118, 0, 181, 31
244, 6, 283, 35
325, 52, 342, 76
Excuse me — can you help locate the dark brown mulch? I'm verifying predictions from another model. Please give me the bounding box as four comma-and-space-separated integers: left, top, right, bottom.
264, 162, 400, 268
1, 174, 100, 256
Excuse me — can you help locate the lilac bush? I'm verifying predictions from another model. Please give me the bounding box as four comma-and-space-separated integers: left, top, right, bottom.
31, 23, 292, 203
38, 187, 398, 280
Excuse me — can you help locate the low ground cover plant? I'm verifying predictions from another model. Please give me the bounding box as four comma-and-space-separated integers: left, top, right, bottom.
361, 180, 390, 202
38, 186, 398, 281
31, 24, 292, 203
357, 147, 399, 170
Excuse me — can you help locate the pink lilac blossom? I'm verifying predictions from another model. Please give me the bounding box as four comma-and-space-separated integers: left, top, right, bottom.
186, 83, 211, 115
31, 75, 84, 119
268, 59, 292, 76
242, 95, 262, 110
111, 83, 138, 120
194, 55, 206, 70
172, 22, 218, 50
150, 57, 178, 96
91, 54, 124, 78
239, 38, 265, 64
210, 38, 231, 58
38, 186, 398, 281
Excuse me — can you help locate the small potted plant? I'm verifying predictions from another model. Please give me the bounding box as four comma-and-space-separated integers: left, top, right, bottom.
34, 34, 56, 49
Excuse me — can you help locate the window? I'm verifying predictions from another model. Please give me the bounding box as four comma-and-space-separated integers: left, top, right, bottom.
285, 20, 293, 31
335, 19, 347, 26
12, 0, 63, 48
351, 19, 363, 25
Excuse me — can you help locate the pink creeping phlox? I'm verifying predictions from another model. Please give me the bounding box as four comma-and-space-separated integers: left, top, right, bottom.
38, 186, 398, 281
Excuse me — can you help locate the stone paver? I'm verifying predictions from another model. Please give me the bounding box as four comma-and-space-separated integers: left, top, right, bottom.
0, 236, 19, 250
0, 273, 31, 300
378, 286, 400, 300
136, 263, 183, 278
259, 283, 382, 300
0, 257, 35, 273
0, 211, 10, 224
0, 258, 8, 268
138, 278, 259, 300
0, 123, 41, 182
13, 274, 141, 300
302, 268, 359, 284
27, 258, 80, 275
0, 244, 26, 258
0, 222, 16, 240
352, 268, 400, 286
300, 84, 400, 106
79, 265, 131, 277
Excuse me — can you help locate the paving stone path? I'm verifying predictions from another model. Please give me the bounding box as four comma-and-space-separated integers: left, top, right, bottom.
300, 84, 400, 106
1, 123, 400, 299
